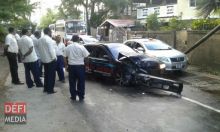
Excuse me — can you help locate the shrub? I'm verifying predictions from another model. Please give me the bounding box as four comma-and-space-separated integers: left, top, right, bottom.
191, 19, 220, 30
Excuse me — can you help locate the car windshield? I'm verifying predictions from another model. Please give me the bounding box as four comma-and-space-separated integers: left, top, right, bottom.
143, 40, 172, 50
108, 44, 136, 60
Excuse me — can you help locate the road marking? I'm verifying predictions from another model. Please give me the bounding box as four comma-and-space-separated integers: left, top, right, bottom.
182, 96, 220, 113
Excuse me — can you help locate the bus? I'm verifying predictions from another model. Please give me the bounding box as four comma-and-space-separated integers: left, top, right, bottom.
55, 19, 86, 44
49, 24, 55, 38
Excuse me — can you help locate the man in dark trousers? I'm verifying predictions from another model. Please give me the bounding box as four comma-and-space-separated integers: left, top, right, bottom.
4, 27, 24, 85
38, 28, 57, 94
18, 29, 43, 88
64, 35, 90, 101
55, 35, 65, 82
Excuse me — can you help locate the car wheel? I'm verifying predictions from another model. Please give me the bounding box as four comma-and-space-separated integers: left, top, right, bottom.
115, 72, 130, 86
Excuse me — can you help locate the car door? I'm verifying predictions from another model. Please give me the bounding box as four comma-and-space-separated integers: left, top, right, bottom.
84, 45, 96, 73
92, 46, 114, 77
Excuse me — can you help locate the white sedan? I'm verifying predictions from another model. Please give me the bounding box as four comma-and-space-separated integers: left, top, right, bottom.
124, 38, 188, 71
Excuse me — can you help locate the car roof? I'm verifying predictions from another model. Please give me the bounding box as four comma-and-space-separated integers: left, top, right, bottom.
125, 38, 160, 44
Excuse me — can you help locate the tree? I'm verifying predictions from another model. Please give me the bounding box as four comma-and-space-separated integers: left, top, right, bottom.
0, 0, 36, 43
0, 0, 35, 22
146, 13, 160, 31
58, 0, 82, 19
59, 0, 132, 35
39, 9, 58, 29
197, 0, 220, 18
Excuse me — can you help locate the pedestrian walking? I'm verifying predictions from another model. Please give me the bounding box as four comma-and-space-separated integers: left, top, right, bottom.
31, 31, 43, 77
64, 35, 90, 101
4, 27, 24, 85
55, 35, 65, 82
18, 29, 43, 88
38, 27, 57, 94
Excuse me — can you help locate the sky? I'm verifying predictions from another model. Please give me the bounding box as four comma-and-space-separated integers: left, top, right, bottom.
30, 0, 61, 24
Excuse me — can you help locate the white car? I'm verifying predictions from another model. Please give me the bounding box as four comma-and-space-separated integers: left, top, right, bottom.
124, 38, 188, 71
79, 35, 99, 44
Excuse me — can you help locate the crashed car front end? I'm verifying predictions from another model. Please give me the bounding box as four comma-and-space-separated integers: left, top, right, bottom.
118, 53, 183, 95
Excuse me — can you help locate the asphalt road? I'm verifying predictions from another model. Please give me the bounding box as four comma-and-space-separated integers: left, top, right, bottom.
59, 72, 220, 132
1, 64, 220, 132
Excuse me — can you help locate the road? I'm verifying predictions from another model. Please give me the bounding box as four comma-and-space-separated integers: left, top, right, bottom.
0, 62, 220, 132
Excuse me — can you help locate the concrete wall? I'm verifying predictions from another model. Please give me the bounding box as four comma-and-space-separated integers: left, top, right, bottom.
127, 30, 220, 71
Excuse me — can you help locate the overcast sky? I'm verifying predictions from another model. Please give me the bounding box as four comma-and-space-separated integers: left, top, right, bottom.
30, 0, 61, 24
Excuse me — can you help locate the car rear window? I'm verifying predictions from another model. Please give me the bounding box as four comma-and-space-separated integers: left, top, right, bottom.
143, 40, 171, 50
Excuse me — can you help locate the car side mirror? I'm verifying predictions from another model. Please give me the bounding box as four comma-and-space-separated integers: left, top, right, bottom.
137, 47, 145, 53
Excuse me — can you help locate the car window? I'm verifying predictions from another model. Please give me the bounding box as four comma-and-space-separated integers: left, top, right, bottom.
143, 40, 171, 50
96, 47, 108, 59
133, 43, 143, 49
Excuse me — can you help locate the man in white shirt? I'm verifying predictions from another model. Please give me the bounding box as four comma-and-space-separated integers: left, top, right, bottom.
4, 27, 24, 85
55, 35, 65, 82
18, 29, 43, 88
64, 35, 90, 101
31, 31, 43, 77
38, 27, 57, 94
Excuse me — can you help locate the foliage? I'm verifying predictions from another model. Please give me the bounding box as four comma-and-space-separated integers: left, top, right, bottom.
191, 19, 220, 30
58, 0, 132, 34
146, 13, 160, 31
0, 26, 7, 44
102, 0, 131, 17
196, 0, 220, 18
0, 0, 35, 22
168, 17, 187, 30
90, 10, 108, 28
39, 9, 58, 29
58, 0, 82, 19
0, 0, 36, 43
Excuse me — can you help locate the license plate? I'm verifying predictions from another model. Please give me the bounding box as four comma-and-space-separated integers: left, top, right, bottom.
176, 64, 182, 69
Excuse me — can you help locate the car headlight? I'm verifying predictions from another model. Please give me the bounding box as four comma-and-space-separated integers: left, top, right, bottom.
158, 57, 170, 63
159, 64, 166, 69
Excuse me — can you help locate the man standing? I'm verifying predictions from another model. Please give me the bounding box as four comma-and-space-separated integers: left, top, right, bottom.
64, 35, 90, 101
31, 31, 43, 77
55, 35, 65, 82
4, 27, 23, 85
18, 29, 43, 88
38, 27, 57, 94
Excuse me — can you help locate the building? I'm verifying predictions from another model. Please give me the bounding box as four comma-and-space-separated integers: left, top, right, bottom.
133, 0, 219, 24
98, 19, 135, 42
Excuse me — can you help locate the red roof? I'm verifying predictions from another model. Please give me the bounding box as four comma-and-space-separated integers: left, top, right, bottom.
100, 19, 135, 27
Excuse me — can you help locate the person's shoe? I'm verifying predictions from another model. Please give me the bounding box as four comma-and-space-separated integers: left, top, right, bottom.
47, 91, 57, 94
13, 81, 24, 85
79, 97, 84, 102
36, 84, 43, 88
58, 80, 65, 83
28, 84, 35, 88
70, 97, 76, 101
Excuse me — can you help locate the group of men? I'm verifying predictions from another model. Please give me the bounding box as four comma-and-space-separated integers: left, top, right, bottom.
4, 27, 90, 101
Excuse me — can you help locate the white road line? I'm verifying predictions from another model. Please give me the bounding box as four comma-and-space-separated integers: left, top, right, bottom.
182, 96, 220, 113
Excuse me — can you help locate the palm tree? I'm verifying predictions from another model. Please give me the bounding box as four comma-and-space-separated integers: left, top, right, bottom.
197, 0, 220, 18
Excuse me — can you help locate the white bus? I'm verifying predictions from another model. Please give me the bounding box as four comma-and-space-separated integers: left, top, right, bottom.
49, 23, 55, 38
55, 19, 86, 44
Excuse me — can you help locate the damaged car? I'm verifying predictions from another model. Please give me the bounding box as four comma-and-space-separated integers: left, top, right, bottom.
84, 43, 183, 94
